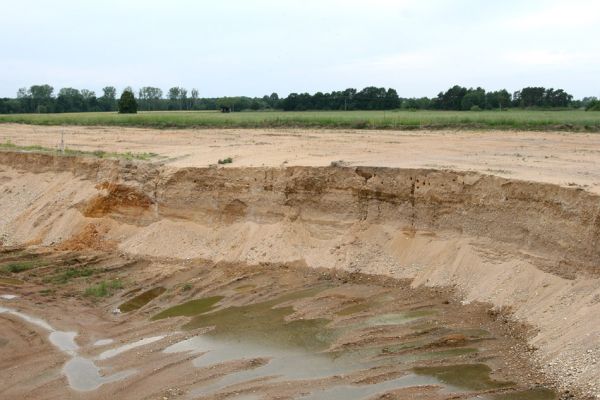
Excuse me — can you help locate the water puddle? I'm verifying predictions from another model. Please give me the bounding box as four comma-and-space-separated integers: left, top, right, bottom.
49, 331, 79, 354
234, 284, 257, 293
164, 290, 486, 399
336, 301, 371, 316
0, 294, 19, 300
408, 347, 479, 361
160, 285, 551, 400
93, 338, 115, 347
118, 287, 166, 313
489, 388, 557, 400
0, 306, 137, 391
0, 306, 54, 331
183, 291, 335, 351
365, 310, 436, 326
63, 357, 134, 391
412, 364, 513, 391
151, 295, 224, 320
0, 277, 24, 285
299, 374, 440, 400
168, 291, 359, 397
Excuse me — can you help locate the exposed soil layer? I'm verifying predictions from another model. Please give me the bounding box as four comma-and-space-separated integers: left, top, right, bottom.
0, 150, 598, 399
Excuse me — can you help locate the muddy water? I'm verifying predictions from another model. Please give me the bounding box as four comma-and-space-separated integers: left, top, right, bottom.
0, 305, 135, 391
118, 287, 166, 313
489, 388, 557, 400
413, 364, 513, 391
152, 295, 224, 320
157, 288, 554, 400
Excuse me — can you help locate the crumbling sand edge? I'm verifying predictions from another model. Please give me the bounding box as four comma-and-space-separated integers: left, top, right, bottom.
0, 151, 598, 397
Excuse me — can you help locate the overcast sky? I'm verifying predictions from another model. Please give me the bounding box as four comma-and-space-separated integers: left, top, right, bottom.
1, 0, 598, 98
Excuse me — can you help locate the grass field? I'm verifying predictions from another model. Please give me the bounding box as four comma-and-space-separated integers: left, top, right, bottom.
0, 109, 599, 131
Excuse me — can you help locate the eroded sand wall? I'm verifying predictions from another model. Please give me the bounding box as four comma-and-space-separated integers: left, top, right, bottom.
2, 151, 598, 276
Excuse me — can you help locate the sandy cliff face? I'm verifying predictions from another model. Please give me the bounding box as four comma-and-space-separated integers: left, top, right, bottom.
0, 151, 599, 392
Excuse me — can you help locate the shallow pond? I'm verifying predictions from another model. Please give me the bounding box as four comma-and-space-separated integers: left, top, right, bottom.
151, 295, 224, 320
119, 287, 166, 313
159, 288, 548, 400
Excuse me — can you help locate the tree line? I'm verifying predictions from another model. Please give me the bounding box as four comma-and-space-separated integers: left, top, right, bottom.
0, 84, 597, 114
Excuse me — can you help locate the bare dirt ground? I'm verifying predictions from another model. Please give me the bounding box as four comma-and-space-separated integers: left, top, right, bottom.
1, 123, 600, 193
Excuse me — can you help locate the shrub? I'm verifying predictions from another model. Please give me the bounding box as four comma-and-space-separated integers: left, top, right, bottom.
51, 267, 94, 284
218, 157, 233, 164
586, 100, 600, 111
2, 260, 41, 273
470, 105, 482, 111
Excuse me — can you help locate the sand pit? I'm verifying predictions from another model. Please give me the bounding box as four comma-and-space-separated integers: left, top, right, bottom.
0, 126, 599, 398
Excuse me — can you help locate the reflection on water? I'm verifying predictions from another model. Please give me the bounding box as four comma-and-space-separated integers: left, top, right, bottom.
151, 296, 224, 320
413, 364, 513, 391
299, 374, 439, 400
163, 290, 517, 399
489, 388, 557, 400
0, 305, 139, 392
119, 287, 166, 313
63, 357, 134, 391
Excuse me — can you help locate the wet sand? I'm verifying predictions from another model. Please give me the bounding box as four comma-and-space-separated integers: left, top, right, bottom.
0, 249, 557, 400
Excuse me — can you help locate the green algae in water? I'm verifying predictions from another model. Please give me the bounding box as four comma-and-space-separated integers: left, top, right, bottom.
367, 309, 436, 326
458, 328, 493, 339
184, 288, 334, 352
409, 347, 478, 361
119, 287, 166, 313
170, 288, 522, 399
234, 284, 257, 293
491, 388, 556, 400
151, 295, 224, 320
336, 302, 371, 316
413, 364, 514, 391
0, 276, 24, 286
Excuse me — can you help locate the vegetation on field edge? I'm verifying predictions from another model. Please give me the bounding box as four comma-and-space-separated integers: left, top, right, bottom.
0, 140, 158, 161
0, 110, 599, 132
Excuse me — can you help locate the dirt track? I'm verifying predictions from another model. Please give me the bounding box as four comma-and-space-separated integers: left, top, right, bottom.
2, 123, 600, 193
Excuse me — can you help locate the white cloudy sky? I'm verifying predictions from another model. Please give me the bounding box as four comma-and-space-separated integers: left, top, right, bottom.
1, 0, 598, 98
